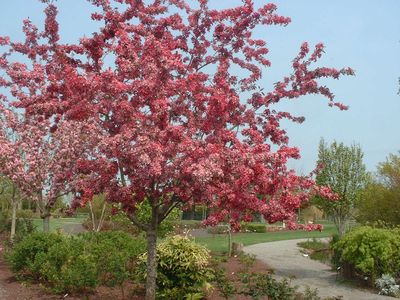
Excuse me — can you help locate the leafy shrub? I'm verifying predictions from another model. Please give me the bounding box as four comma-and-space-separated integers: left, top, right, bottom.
333, 226, 400, 281
7, 232, 64, 278
213, 267, 236, 299
239, 272, 297, 300
0, 209, 36, 240
241, 223, 267, 233
238, 253, 256, 271
300, 286, 321, 300
0, 210, 9, 233
133, 200, 180, 237
375, 274, 400, 297
80, 231, 146, 287
8, 231, 146, 294
40, 237, 98, 293
138, 235, 213, 299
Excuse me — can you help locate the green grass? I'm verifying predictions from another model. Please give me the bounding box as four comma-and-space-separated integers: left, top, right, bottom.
32, 217, 86, 232
194, 223, 337, 253
297, 237, 332, 264
297, 238, 328, 251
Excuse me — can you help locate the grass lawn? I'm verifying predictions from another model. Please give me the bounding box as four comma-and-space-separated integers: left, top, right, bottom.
32, 217, 86, 232
194, 222, 337, 253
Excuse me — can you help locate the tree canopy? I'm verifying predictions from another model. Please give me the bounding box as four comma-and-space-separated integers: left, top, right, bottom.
0, 1, 353, 298
314, 139, 367, 236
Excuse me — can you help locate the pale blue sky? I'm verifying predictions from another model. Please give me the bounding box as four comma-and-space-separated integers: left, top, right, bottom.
0, 0, 399, 173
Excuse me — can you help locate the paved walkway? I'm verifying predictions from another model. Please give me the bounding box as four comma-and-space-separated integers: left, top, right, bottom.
244, 239, 396, 300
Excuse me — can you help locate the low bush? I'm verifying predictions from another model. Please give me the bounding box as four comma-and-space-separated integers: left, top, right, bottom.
375, 274, 400, 297
7, 232, 64, 278
241, 223, 267, 233
239, 273, 297, 300
80, 231, 146, 287
333, 226, 400, 281
0, 209, 36, 241
207, 224, 229, 234
138, 235, 213, 299
8, 231, 146, 294
40, 237, 98, 293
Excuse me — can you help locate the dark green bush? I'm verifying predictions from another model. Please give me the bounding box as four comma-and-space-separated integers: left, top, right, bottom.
0, 210, 9, 233
138, 235, 213, 299
207, 224, 229, 234
7, 232, 64, 278
0, 209, 36, 240
80, 231, 146, 287
8, 231, 146, 294
40, 237, 98, 293
333, 226, 400, 281
241, 223, 267, 233
239, 273, 297, 300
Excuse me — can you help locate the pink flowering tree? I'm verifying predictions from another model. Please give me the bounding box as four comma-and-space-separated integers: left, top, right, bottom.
0, 104, 99, 232
0, 1, 351, 298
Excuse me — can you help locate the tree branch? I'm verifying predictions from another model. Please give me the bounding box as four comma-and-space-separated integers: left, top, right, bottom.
128, 212, 150, 231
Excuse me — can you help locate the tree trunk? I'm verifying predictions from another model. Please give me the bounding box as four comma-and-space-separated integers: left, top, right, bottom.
88, 200, 96, 231
338, 221, 346, 237
96, 202, 107, 232
10, 199, 17, 242
228, 225, 232, 257
334, 215, 346, 237
43, 214, 50, 232
145, 230, 158, 300
42, 206, 51, 233
190, 204, 195, 220
10, 184, 17, 242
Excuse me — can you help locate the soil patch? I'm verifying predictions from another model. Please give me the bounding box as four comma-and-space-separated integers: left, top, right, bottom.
208, 255, 272, 300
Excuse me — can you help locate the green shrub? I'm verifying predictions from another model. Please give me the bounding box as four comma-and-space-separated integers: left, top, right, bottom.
40, 237, 98, 293
138, 235, 213, 299
80, 231, 146, 287
0, 209, 36, 240
207, 224, 229, 234
213, 267, 236, 299
133, 200, 181, 237
7, 232, 64, 278
8, 231, 146, 294
333, 226, 400, 280
241, 223, 267, 233
239, 273, 297, 300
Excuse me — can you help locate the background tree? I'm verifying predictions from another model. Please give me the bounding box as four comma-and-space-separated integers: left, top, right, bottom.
0, 1, 353, 298
314, 139, 367, 236
0, 105, 99, 232
357, 152, 400, 225
0, 176, 20, 241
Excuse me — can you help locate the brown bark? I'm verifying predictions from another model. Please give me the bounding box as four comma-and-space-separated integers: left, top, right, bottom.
145, 229, 157, 300
144, 197, 161, 300
43, 213, 50, 232
96, 202, 107, 232
10, 184, 17, 242
10, 201, 17, 242
88, 200, 96, 231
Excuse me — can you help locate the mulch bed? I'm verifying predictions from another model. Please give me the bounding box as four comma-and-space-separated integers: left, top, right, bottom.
207, 255, 272, 300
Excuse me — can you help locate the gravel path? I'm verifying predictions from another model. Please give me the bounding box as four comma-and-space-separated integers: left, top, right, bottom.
244, 239, 396, 300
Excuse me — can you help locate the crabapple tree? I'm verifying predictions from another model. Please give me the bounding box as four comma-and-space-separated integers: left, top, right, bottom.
0, 104, 99, 232
0, 1, 352, 298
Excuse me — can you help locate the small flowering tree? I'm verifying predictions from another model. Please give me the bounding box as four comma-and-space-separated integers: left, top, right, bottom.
0, 1, 351, 298
0, 105, 99, 232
